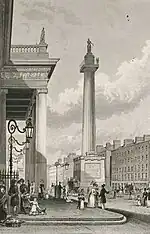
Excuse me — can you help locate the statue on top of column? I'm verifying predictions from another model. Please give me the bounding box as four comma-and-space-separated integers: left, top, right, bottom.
40, 27, 46, 44
87, 38, 94, 53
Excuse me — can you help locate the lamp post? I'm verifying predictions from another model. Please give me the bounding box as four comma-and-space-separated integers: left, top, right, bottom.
63, 162, 69, 186
8, 118, 33, 181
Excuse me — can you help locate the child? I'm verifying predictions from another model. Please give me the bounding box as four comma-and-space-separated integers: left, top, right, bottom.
66, 192, 73, 203
77, 189, 85, 210
29, 197, 46, 216
136, 195, 141, 206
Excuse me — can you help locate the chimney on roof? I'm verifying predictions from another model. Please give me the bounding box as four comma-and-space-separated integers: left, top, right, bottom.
135, 137, 143, 144
143, 135, 150, 141
113, 140, 121, 150
124, 139, 134, 146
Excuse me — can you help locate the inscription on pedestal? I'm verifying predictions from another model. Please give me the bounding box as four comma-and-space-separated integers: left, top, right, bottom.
84, 163, 101, 178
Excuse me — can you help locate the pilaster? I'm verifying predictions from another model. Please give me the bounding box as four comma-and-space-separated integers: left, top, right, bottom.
0, 89, 8, 171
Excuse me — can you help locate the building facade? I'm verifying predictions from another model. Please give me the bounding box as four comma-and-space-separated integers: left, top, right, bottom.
111, 135, 150, 190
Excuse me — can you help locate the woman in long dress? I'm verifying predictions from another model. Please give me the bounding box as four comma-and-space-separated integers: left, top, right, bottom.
88, 188, 96, 208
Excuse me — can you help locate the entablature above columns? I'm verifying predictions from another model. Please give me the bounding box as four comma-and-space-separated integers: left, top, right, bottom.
0, 57, 59, 88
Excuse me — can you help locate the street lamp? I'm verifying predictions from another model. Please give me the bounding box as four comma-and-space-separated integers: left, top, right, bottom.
64, 162, 69, 170
8, 118, 33, 180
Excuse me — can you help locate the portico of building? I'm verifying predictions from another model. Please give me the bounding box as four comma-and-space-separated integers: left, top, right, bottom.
0, 1, 59, 188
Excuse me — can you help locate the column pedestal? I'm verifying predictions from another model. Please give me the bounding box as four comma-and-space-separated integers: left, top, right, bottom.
79, 152, 105, 188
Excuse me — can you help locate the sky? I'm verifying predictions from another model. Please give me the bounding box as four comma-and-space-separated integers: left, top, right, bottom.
11, 0, 150, 164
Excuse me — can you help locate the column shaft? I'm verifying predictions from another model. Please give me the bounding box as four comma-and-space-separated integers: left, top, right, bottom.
35, 90, 47, 188
82, 70, 96, 155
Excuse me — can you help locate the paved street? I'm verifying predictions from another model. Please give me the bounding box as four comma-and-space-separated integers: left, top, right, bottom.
19, 198, 121, 220
107, 196, 150, 215
0, 219, 150, 234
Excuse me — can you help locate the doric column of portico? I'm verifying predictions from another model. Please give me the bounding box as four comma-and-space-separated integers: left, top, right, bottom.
35, 88, 48, 189
0, 89, 8, 171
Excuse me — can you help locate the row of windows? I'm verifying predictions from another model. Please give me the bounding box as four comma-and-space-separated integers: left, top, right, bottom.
112, 154, 149, 166
114, 145, 148, 157
112, 173, 148, 181
113, 164, 148, 173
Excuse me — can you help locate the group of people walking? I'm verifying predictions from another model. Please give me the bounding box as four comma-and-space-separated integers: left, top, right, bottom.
136, 187, 150, 207
77, 184, 109, 210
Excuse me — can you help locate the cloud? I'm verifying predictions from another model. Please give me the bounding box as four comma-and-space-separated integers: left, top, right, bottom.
48, 40, 150, 128
19, 0, 81, 25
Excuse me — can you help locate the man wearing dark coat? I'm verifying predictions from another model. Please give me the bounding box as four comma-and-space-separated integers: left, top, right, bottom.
0, 183, 8, 221
8, 179, 19, 216
99, 184, 109, 210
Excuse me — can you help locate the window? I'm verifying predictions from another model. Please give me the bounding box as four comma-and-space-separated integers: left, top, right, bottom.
125, 167, 126, 172
128, 174, 130, 180
128, 166, 130, 172
146, 164, 148, 169
139, 147, 140, 150
128, 158, 130, 163
138, 173, 140, 179
146, 155, 148, 160
142, 155, 144, 161
146, 173, 148, 179
142, 164, 144, 171
128, 150, 130, 154
135, 173, 137, 180
146, 145, 148, 151
142, 173, 144, 179
131, 166, 133, 171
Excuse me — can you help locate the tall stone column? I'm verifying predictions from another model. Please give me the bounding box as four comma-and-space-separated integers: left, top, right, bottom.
0, 89, 7, 171
80, 39, 99, 156
35, 88, 47, 189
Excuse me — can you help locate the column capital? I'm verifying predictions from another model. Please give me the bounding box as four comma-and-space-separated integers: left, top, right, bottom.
36, 88, 48, 95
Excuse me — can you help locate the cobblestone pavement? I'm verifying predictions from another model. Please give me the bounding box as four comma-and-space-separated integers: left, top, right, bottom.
0, 219, 150, 234
19, 199, 121, 220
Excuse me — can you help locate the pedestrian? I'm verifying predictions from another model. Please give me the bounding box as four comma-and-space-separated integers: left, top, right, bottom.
8, 179, 19, 216
142, 188, 147, 207
113, 189, 117, 199
19, 179, 27, 214
99, 184, 109, 210
38, 180, 45, 199
27, 180, 31, 194
136, 195, 141, 206
77, 189, 81, 209
80, 189, 85, 210
88, 187, 96, 208
58, 182, 62, 199
30, 181, 35, 195
29, 196, 46, 216
95, 186, 99, 208
0, 184, 8, 221
63, 186, 66, 199
147, 188, 150, 208
50, 183, 55, 198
